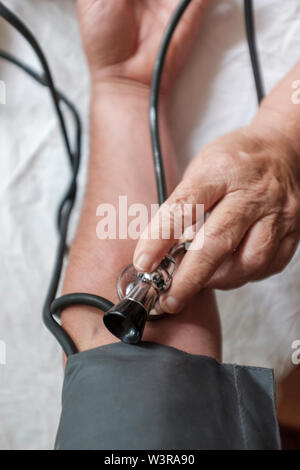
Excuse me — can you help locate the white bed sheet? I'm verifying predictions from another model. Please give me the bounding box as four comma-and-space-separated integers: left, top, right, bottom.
0, 0, 299, 449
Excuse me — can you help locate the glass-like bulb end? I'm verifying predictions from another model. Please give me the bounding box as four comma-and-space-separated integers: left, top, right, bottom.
117, 243, 186, 320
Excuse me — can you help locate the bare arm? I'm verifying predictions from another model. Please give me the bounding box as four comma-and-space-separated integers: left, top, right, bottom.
61, 0, 221, 359
62, 81, 220, 358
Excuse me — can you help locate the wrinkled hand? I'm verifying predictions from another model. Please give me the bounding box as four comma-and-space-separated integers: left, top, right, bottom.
77, 0, 206, 88
134, 124, 300, 313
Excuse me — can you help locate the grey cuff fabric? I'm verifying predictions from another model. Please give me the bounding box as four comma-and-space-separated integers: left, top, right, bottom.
55, 342, 281, 450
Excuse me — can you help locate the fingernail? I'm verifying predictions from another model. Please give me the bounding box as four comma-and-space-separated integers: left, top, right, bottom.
162, 296, 180, 313
134, 253, 152, 272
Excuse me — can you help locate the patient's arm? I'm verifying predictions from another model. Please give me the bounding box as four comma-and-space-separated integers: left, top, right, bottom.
61, 82, 221, 361
61, 0, 220, 359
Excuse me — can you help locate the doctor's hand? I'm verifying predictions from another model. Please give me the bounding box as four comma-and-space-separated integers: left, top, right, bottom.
133, 123, 300, 313
77, 0, 205, 90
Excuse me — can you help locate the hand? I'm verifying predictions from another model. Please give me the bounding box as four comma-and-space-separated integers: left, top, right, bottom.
77, 0, 206, 90
133, 123, 300, 313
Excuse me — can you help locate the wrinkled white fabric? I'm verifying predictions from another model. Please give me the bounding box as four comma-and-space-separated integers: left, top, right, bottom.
0, 0, 299, 449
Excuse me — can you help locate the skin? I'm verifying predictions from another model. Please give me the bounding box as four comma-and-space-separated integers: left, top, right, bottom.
77, 0, 207, 88
61, 0, 221, 361
134, 52, 300, 313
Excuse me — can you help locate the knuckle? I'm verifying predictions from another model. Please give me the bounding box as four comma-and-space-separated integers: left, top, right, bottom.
248, 158, 285, 203
285, 196, 300, 222
205, 225, 236, 253
204, 146, 238, 177
270, 177, 285, 203
215, 151, 234, 168
241, 257, 261, 275
170, 181, 198, 206
241, 248, 270, 274
254, 175, 283, 202
214, 153, 241, 181
259, 224, 277, 250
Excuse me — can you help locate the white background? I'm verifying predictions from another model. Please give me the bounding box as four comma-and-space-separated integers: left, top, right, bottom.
0, 0, 299, 449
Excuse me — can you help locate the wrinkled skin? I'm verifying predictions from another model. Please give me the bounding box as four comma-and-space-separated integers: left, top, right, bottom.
134, 126, 300, 312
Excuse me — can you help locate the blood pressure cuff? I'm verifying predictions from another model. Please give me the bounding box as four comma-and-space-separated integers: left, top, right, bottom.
55, 342, 281, 450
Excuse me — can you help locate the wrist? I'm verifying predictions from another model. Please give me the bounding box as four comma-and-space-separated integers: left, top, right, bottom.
91, 76, 149, 98
90, 76, 169, 114
249, 114, 300, 179
253, 102, 300, 157
88, 79, 171, 163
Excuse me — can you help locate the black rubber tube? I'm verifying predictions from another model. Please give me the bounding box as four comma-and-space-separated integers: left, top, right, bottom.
150, 0, 192, 206
244, 0, 265, 104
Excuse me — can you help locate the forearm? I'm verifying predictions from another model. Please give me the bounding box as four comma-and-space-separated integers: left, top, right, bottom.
253, 59, 300, 157
61, 82, 178, 349
65, 84, 177, 291
61, 82, 221, 359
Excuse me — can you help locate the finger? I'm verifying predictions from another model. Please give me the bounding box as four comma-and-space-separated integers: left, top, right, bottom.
254, 232, 299, 280
159, 194, 258, 312
205, 214, 282, 289
133, 171, 227, 273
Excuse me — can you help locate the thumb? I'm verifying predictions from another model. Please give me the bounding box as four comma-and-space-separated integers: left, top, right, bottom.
133, 168, 226, 273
